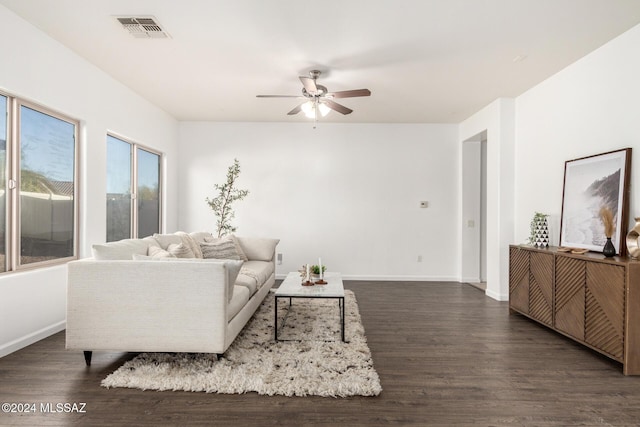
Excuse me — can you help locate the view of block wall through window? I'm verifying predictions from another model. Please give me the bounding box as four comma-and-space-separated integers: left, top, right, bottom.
0, 92, 78, 272
106, 135, 161, 242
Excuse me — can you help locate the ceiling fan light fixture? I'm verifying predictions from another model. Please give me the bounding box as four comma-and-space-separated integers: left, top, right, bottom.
301, 100, 331, 119
257, 69, 370, 120
301, 101, 314, 118
318, 102, 331, 117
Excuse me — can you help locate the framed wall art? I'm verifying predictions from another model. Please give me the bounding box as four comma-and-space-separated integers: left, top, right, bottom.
559, 148, 631, 256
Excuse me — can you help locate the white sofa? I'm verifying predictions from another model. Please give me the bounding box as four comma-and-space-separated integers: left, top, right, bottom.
66, 232, 279, 365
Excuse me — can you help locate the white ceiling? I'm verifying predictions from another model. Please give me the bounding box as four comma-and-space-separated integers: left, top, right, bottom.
2, 0, 640, 123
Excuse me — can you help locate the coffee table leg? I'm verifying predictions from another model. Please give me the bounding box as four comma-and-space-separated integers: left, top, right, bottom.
275, 296, 279, 341
340, 297, 345, 342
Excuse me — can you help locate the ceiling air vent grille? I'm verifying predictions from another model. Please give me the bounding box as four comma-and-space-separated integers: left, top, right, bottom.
116, 17, 169, 38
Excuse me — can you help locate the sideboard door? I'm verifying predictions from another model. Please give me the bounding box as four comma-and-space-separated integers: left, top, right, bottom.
509, 247, 530, 314
554, 256, 585, 341
585, 262, 625, 360
529, 252, 554, 326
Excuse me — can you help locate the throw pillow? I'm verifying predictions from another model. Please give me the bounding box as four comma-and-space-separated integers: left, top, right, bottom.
174, 231, 203, 258
167, 243, 195, 258
204, 234, 248, 261
235, 237, 280, 262
153, 233, 183, 249
189, 231, 214, 244
148, 245, 176, 259
200, 236, 243, 260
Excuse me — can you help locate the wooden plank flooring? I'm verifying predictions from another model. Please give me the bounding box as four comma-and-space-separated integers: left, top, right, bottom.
1, 281, 640, 426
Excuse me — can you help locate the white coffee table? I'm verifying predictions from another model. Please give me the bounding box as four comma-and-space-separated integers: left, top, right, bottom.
274, 272, 346, 342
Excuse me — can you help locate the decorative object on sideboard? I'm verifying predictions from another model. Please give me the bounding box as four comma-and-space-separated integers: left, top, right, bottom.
626, 217, 640, 259
600, 206, 616, 257
559, 148, 632, 256
206, 158, 250, 237
528, 212, 550, 247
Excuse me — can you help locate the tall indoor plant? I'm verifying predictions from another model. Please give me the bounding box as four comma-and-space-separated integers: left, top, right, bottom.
206, 158, 249, 237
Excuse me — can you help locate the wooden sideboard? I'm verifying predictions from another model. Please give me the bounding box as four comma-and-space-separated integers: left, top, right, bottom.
509, 245, 640, 375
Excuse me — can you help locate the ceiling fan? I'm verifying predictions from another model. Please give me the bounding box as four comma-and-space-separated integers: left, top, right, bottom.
256, 70, 371, 120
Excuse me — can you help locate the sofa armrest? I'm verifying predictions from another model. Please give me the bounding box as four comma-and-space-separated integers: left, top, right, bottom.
66, 259, 229, 353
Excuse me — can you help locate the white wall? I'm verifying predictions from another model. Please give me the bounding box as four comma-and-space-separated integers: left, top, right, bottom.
178, 122, 459, 280
0, 5, 179, 357
515, 23, 640, 250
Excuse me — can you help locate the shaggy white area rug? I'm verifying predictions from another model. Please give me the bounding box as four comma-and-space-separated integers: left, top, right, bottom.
102, 289, 382, 397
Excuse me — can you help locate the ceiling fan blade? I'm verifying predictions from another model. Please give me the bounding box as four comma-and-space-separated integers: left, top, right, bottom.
287, 104, 303, 115
299, 76, 318, 94
327, 89, 371, 99
256, 95, 300, 98
323, 99, 353, 115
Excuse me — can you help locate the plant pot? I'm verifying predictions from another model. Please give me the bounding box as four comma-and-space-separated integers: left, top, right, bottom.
534, 217, 550, 248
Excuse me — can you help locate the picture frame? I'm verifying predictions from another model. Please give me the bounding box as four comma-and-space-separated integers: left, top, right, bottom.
559, 148, 631, 256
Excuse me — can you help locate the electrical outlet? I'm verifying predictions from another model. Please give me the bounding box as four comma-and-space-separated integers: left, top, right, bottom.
417, 255, 423, 262
420, 201, 428, 208
277, 253, 282, 265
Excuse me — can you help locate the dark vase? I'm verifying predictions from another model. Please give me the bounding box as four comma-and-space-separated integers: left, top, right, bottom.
603, 237, 616, 257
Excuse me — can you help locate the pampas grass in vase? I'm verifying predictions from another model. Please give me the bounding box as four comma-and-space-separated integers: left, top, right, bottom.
599, 206, 616, 257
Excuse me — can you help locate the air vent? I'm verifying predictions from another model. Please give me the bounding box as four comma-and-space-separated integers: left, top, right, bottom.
116, 16, 169, 38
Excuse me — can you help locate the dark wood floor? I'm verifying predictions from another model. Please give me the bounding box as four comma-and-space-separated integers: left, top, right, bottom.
2, 281, 640, 426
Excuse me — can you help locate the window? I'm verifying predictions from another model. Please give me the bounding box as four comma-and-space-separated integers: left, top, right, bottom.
0, 95, 7, 272
106, 135, 162, 241
136, 147, 161, 238
106, 136, 131, 241
0, 92, 79, 272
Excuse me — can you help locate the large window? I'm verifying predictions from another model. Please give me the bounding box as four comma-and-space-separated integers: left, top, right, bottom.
106, 135, 162, 241
0, 93, 79, 272
0, 95, 7, 272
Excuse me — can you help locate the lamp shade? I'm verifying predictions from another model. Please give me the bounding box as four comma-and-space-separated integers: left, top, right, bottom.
301, 100, 331, 119
318, 102, 330, 117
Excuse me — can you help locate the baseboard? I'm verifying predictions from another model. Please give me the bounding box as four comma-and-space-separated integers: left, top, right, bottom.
275, 274, 457, 282
485, 289, 509, 301
0, 320, 66, 358
461, 276, 481, 283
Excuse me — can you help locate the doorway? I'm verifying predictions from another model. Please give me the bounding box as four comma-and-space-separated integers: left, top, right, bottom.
461, 131, 487, 287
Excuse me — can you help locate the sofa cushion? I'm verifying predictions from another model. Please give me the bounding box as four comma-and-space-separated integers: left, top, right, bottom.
200, 235, 244, 260
234, 273, 258, 296
241, 260, 275, 289
236, 237, 279, 261
92, 239, 150, 260
234, 261, 274, 296
167, 243, 195, 258
148, 246, 176, 259
228, 285, 250, 321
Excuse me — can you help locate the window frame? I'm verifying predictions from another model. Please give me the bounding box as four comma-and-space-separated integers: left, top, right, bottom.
106, 133, 163, 241
1, 91, 80, 273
